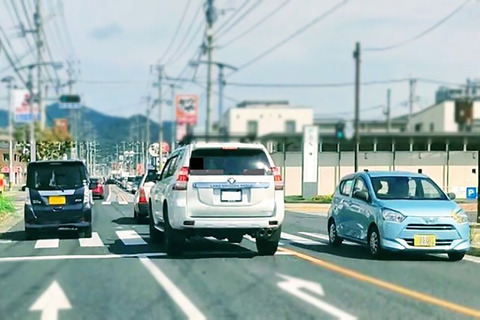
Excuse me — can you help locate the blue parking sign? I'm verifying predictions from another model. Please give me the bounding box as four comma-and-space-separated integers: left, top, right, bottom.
466, 187, 477, 200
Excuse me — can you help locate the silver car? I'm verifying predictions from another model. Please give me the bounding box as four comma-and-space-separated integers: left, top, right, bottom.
133, 170, 157, 222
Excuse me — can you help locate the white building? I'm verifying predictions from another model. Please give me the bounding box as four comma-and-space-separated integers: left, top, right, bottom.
223, 101, 313, 137
410, 100, 480, 133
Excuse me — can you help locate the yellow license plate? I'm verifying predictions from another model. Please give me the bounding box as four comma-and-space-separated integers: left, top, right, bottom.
414, 235, 436, 247
48, 196, 66, 206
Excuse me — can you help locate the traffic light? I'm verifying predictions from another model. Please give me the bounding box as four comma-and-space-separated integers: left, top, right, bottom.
335, 122, 345, 140
59, 94, 81, 103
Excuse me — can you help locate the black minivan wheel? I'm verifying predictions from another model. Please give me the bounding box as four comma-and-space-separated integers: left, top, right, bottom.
25, 227, 38, 240
80, 226, 92, 238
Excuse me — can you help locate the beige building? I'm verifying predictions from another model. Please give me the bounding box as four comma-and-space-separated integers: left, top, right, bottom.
222, 101, 313, 137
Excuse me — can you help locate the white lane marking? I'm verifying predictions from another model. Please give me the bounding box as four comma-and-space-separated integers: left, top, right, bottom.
277, 273, 356, 320
116, 230, 147, 245
274, 251, 293, 256
464, 255, 480, 264
30, 281, 71, 320
0, 252, 167, 263
118, 201, 128, 205
299, 232, 359, 246
0, 240, 13, 244
35, 239, 60, 249
139, 257, 206, 320
281, 232, 325, 246
102, 185, 113, 205
79, 232, 104, 247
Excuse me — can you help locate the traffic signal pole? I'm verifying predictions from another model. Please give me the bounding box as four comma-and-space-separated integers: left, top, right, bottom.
353, 42, 361, 172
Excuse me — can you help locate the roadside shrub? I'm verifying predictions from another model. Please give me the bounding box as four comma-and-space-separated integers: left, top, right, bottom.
0, 195, 15, 215
311, 195, 333, 203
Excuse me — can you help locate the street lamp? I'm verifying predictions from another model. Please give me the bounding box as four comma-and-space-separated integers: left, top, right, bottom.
17, 62, 63, 162
1, 76, 16, 189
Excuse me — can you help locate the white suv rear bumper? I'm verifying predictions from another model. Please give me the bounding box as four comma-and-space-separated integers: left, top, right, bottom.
169, 199, 284, 230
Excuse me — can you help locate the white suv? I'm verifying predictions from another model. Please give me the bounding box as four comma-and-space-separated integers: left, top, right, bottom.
149, 142, 285, 256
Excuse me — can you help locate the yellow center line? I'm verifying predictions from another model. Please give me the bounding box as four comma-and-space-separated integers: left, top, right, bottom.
279, 247, 480, 318
112, 185, 128, 203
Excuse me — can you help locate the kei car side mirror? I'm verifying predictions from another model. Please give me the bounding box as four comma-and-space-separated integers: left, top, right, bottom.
447, 192, 456, 200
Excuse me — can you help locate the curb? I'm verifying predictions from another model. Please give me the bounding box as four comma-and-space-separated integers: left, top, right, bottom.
0, 192, 25, 234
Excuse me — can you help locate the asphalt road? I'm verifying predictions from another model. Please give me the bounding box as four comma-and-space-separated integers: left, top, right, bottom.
0, 185, 479, 320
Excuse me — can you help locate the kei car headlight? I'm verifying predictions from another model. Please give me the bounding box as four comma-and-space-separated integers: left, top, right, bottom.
382, 209, 406, 223
452, 208, 468, 224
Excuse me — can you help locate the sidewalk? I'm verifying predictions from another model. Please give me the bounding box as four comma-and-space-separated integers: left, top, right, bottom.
0, 190, 24, 234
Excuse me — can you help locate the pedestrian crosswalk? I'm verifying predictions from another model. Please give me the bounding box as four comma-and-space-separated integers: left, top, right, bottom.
116, 230, 148, 245
0, 230, 150, 250
0, 229, 344, 252
79, 232, 105, 247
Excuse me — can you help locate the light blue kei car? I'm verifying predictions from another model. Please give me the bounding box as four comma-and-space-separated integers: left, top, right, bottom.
327, 171, 471, 261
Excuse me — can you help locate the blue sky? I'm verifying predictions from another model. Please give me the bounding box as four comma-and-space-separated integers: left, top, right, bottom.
1, 0, 479, 128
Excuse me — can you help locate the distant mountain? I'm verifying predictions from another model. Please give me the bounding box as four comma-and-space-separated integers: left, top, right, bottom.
0, 104, 175, 158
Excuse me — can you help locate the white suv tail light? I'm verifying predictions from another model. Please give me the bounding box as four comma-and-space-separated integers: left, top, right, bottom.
173, 167, 189, 191
272, 167, 284, 190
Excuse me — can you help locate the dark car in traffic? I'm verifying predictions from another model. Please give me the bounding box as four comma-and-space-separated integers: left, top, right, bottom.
24, 160, 93, 239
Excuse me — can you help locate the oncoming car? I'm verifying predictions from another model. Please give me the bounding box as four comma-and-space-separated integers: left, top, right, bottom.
149, 143, 285, 256
24, 160, 93, 239
327, 171, 470, 261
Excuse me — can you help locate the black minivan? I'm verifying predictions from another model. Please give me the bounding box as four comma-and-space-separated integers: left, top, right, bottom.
24, 160, 93, 239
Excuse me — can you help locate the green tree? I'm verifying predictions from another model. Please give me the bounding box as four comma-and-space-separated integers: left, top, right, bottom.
14, 124, 75, 162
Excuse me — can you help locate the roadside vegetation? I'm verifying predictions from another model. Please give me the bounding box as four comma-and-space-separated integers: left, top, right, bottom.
285, 195, 333, 203
0, 195, 16, 223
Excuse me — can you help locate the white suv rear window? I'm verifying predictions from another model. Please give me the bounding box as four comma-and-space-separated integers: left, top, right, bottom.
189, 148, 270, 176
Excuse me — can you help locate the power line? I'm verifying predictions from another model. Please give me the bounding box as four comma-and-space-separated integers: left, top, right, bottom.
416, 78, 466, 87
226, 78, 408, 88
215, 0, 250, 34
219, 0, 291, 49
164, 1, 204, 65
364, 0, 472, 52
159, 0, 193, 64
317, 104, 384, 117
215, 0, 264, 40
57, 0, 77, 58
0, 36, 28, 85
228, 0, 348, 77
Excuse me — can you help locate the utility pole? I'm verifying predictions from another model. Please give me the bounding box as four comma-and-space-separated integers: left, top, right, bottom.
66, 60, 77, 159
34, 0, 45, 130
205, 0, 217, 142
353, 42, 361, 172
170, 84, 176, 151
386, 89, 391, 133
156, 65, 164, 167
408, 77, 417, 132
144, 96, 152, 167
1, 76, 16, 188
27, 66, 37, 162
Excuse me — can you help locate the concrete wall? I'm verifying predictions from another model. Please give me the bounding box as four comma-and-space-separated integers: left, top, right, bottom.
272, 150, 478, 199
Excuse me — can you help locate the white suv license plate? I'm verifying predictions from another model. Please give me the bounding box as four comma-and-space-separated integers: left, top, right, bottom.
221, 190, 242, 202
